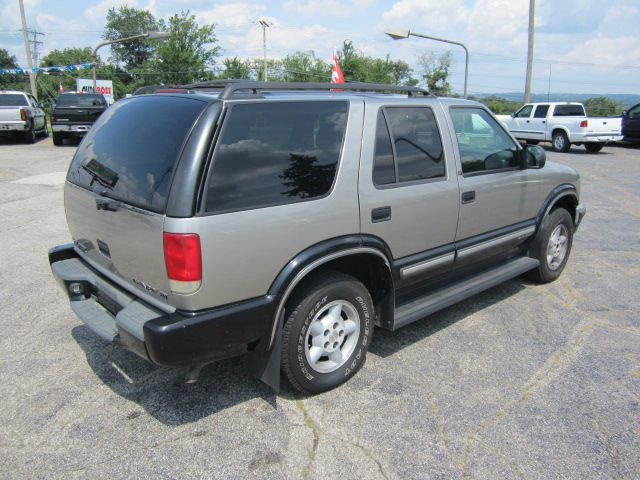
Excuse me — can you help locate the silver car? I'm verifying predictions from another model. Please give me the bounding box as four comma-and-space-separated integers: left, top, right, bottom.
49, 81, 586, 393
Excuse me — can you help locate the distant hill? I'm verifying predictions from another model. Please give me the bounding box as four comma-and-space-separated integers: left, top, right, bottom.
474, 92, 640, 109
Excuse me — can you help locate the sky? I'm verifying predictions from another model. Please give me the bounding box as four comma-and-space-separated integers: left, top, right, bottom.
1, 0, 639, 96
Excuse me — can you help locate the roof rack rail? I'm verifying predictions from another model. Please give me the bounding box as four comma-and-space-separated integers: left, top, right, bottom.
182, 80, 432, 99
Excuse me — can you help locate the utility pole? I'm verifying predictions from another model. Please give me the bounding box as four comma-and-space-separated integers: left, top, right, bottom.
258, 19, 271, 82
18, 0, 37, 99
523, 0, 535, 103
29, 29, 44, 67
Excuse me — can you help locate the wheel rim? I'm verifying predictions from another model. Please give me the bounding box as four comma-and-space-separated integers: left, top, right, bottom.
304, 300, 360, 373
553, 135, 565, 150
546, 224, 569, 270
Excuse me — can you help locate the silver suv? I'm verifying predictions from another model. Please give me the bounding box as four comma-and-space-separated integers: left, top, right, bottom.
49, 81, 586, 393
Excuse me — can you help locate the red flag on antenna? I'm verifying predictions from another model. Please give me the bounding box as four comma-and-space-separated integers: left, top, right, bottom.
331, 50, 344, 84
58, 83, 64, 93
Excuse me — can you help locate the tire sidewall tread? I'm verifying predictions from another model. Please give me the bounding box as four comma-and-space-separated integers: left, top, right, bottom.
281, 271, 374, 394
528, 208, 574, 283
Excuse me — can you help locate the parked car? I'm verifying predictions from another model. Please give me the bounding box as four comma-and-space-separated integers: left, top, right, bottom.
497, 102, 622, 152
0, 90, 48, 143
49, 81, 586, 394
622, 102, 640, 144
51, 92, 108, 146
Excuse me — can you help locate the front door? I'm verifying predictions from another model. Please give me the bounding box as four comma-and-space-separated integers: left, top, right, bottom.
448, 107, 539, 262
528, 104, 550, 141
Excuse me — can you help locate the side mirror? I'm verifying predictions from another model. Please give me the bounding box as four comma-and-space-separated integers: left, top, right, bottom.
524, 144, 546, 169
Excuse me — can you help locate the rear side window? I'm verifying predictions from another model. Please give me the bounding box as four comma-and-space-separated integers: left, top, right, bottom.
533, 105, 549, 118
67, 96, 207, 213
554, 105, 585, 116
0, 94, 28, 106
56, 94, 107, 107
204, 101, 348, 214
373, 107, 445, 186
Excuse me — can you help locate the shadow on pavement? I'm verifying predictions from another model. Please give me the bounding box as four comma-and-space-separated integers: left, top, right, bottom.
72, 326, 278, 426
71, 277, 529, 423
369, 278, 527, 357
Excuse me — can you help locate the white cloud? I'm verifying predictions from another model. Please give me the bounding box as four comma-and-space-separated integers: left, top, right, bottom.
283, 0, 374, 17
195, 3, 266, 30
382, 0, 469, 33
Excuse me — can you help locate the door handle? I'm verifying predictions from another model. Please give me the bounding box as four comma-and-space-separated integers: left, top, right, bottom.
542, 120, 546, 124
461, 191, 476, 204
371, 206, 391, 223
526, 120, 530, 123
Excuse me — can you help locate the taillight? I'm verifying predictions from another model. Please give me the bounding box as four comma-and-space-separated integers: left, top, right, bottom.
163, 232, 202, 294
580, 120, 588, 128
20, 108, 27, 121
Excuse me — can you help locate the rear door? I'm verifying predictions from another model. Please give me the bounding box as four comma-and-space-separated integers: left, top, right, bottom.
623, 104, 640, 140
64, 95, 209, 309
359, 102, 460, 281
528, 104, 549, 141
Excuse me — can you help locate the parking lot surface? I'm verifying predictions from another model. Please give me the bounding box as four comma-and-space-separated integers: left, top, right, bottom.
1, 137, 638, 479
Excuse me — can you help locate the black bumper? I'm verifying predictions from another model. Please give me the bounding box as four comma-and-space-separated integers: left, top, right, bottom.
49, 244, 277, 367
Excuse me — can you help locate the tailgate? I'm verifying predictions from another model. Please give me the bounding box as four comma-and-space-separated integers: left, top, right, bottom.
53, 106, 104, 124
65, 183, 171, 306
0, 107, 22, 122
587, 117, 622, 135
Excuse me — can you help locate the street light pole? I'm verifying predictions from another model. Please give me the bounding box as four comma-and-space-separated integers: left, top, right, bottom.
385, 29, 469, 99
92, 31, 170, 91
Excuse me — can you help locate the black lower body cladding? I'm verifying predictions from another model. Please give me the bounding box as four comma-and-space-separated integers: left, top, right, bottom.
49, 244, 276, 367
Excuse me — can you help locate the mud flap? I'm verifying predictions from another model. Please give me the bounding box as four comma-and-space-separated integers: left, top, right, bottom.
243, 311, 283, 392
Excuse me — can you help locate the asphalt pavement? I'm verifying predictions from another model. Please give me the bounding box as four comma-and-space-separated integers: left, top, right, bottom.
0, 136, 638, 479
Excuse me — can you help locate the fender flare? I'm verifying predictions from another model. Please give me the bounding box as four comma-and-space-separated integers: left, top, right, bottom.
536, 183, 578, 226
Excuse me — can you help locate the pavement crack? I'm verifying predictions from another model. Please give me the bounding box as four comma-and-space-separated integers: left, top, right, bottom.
352, 442, 389, 479
296, 399, 321, 480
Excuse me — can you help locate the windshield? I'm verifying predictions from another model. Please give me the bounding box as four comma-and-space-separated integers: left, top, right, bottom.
66, 95, 208, 213
56, 94, 107, 108
0, 94, 28, 107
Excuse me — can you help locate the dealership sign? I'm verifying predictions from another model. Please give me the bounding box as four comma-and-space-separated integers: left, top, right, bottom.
76, 79, 114, 105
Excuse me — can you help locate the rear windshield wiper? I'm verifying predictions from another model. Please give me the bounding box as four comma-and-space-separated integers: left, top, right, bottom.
82, 158, 119, 190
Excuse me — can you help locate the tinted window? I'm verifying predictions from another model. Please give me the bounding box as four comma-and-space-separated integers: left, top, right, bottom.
205, 101, 348, 213
554, 105, 585, 116
56, 94, 107, 107
0, 94, 28, 107
515, 105, 533, 118
451, 107, 519, 174
67, 96, 207, 213
372, 111, 396, 185
628, 104, 640, 118
533, 105, 549, 118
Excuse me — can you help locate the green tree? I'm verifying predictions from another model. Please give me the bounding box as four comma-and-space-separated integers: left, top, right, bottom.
104, 6, 159, 69
418, 51, 453, 96
221, 57, 253, 79
0, 48, 24, 90
40, 47, 93, 66
480, 95, 521, 115
337, 41, 417, 85
148, 11, 220, 84
584, 97, 623, 117
279, 52, 330, 82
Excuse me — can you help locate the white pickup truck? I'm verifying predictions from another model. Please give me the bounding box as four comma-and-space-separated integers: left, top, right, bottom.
0, 90, 48, 143
496, 102, 622, 153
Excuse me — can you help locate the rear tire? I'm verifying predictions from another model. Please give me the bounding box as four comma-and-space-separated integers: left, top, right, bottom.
23, 122, 35, 144
39, 119, 49, 137
552, 131, 570, 152
584, 143, 603, 153
52, 132, 63, 146
281, 271, 374, 394
527, 208, 574, 283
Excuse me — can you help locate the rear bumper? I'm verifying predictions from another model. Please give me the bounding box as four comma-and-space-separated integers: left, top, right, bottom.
577, 134, 623, 143
0, 121, 29, 132
49, 244, 276, 367
52, 124, 92, 135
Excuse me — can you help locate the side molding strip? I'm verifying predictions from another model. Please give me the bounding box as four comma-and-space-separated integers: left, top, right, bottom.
400, 253, 455, 280
457, 226, 536, 261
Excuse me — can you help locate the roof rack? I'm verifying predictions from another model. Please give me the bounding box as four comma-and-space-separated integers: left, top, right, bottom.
180, 80, 432, 99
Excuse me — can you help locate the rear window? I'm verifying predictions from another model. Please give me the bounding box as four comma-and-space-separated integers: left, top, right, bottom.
0, 94, 28, 107
554, 105, 585, 116
56, 94, 107, 107
204, 101, 348, 214
67, 96, 207, 213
